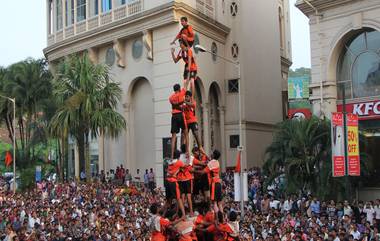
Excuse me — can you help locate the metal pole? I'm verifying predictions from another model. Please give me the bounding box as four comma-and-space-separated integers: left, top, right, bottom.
12, 98, 16, 194
341, 83, 349, 200
237, 63, 245, 219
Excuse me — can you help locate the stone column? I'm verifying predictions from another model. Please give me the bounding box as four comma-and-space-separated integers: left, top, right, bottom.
123, 102, 132, 171
85, 0, 89, 30
74, 144, 80, 179
98, 0, 102, 25
202, 102, 210, 155
98, 133, 105, 172
218, 106, 226, 171
112, 0, 116, 20
52, 0, 57, 33
62, 0, 66, 36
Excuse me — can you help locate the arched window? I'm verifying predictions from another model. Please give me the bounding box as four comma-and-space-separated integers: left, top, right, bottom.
337, 28, 380, 99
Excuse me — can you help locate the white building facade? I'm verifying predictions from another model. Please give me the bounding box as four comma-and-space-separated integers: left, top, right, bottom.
44, 0, 292, 184
297, 0, 380, 194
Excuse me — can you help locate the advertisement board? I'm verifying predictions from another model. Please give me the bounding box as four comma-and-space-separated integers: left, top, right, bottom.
331, 113, 346, 177
346, 114, 360, 176
288, 76, 310, 100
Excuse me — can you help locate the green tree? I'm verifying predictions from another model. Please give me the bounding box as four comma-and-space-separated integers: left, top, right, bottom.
264, 116, 371, 199
49, 54, 126, 181
0, 59, 53, 166
289, 67, 311, 78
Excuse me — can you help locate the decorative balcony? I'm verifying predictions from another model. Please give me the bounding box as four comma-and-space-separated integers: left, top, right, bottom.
47, 0, 144, 46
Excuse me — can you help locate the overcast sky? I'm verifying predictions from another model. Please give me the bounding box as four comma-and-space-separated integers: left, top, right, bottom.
0, 0, 311, 69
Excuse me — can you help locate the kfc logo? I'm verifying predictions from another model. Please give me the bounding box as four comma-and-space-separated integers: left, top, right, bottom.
337, 100, 380, 120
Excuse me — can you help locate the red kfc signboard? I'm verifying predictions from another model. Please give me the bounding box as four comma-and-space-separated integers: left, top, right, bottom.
337, 100, 380, 120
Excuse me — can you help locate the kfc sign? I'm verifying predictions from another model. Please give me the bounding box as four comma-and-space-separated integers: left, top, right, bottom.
337, 100, 380, 120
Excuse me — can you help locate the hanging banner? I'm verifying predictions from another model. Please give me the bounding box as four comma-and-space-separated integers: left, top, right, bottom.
346, 114, 360, 176
331, 113, 346, 177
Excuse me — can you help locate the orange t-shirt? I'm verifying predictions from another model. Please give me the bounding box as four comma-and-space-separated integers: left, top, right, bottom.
178, 48, 197, 71
151, 217, 171, 241
176, 25, 195, 42
204, 159, 220, 183
177, 157, 193, 181
184, 100, 197, 124
166, 159, 185, 182
169, 88, 186, 114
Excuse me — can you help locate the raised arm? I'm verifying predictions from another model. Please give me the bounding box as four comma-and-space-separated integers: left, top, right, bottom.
171, 48, 181, 63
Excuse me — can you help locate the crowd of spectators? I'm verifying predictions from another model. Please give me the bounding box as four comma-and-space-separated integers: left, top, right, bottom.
0, 167, 380, 241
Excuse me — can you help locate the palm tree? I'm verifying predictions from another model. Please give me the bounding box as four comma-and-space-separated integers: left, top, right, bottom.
0, 59, 52, 166
50, 54, 126, 181
264, 117, 331, 197
264, 116, 371, 199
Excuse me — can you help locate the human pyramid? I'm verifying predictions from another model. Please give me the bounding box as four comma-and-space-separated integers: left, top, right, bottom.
149, 17, 240, 241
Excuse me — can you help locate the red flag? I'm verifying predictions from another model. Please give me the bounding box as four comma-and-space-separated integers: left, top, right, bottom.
5, 151, 12, 167
234, 151, 241, 173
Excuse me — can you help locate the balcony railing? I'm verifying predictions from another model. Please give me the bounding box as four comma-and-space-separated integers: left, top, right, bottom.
47, 0, 143, 46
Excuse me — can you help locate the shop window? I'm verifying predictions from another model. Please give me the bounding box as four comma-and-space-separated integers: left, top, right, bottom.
337, 28, 380, 99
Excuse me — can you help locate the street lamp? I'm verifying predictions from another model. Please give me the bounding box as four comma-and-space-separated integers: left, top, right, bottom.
0, 95, 16, 193
194, 45, 245, 217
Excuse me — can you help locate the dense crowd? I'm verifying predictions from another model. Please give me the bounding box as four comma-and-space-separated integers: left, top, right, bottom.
0, 165, 380, 241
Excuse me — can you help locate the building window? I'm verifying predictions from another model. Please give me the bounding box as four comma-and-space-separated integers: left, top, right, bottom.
105, 47, 115, 66
132, 39, 143, 60
56, 0, 63, 30
337, 28, 380, 99
228, 79, 239, 93
94, 0, 99, 16
231, 43, 239, 58
77, 0, 86, 22
65, 0, 75, 26
102, 0, 112, 12
230, 2, 238, 17
230, 135, 239, 148
211, 42, 217, 62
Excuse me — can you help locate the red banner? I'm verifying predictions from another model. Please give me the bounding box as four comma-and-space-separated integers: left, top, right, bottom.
346, 114, 360, 176
337, 100, 380, 120
331, 113, 346, 177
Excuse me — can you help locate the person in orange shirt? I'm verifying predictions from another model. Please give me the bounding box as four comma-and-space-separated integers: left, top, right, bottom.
195, 150, 223, 212
169, 84, 189, 160
149, 203, 172, 241
183, 91, 204, 154
171, 16, 195, 48
171, 40, 198, 98
192, 147, 210, 201
177, 144, 194, 216
166, 149, 186, 218
201, 211, 240, 241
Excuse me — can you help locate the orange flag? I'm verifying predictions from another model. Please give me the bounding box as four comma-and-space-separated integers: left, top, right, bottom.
234, 150, 241, 173
5, 151, 12, 167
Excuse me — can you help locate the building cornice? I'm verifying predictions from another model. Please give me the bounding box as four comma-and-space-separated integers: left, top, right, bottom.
296, 0, 357, 17
44, 2, 230, 61
281, 56, 292, 69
